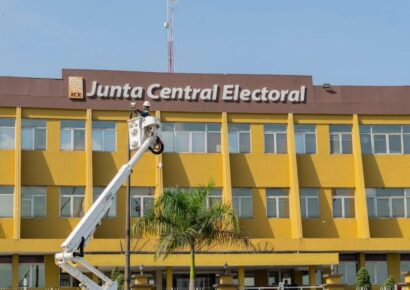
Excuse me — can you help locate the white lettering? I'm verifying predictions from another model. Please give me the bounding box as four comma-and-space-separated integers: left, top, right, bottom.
223, 85, 235, 101
147, 83, 161, 99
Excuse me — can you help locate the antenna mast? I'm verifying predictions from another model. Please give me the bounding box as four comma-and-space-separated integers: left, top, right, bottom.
165, 0, 175, 72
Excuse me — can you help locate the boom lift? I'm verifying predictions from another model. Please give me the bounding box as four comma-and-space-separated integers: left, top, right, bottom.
55, 115, 164, 289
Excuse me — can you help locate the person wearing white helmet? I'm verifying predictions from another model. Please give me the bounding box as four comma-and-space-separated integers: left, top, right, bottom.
135, 101, 151, 117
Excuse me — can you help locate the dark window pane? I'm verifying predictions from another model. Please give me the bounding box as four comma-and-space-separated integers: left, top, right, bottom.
277, 133, 287, 153
305, 134, 316, 154
342, 134, 353, 154
361, 134, 372, 154
373, 135, 387, 154
389, 135, 402, 153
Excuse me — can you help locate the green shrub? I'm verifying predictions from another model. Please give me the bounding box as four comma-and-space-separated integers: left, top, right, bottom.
383, 276, 396, 288
110, 266, 125, 290
356, 267, 371, 290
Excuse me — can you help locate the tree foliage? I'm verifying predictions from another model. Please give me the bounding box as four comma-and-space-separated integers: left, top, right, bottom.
133, 184, 248, 290
110, 266, 125, 290
356, 267, 372, 290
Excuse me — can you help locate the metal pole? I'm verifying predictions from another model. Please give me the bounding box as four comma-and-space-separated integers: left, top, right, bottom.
125, 109, 133, 290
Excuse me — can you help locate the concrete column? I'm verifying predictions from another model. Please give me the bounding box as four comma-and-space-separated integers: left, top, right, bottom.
309, 266, 317, 286
166, 267, 173, 290
44, 254, 59, 287
85, 108, 94, 210
388, 253, 400, 283
13, 107, 21, 239
221, 112, 232, 203
287, 113, 303, 239
238, 266, 245, 290
12, 254, 19, 289
352, 114, 370, 239
155, 269, 163, 290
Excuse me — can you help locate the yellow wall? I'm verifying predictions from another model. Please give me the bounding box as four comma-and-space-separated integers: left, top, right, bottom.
3, 108, 410, 286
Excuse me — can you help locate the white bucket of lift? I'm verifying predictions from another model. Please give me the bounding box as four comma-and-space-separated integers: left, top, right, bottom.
128, 116, 161, 150
128, 117, 144, 150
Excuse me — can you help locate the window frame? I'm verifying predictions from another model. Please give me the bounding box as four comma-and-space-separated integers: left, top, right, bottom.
59, 187, 85, 218
295, 125, 317, 154
366, 188, 409, 218
18, 257, 45, 288
264, 124, 287, 154
332, 188, 355, 218
60, 120, 85, 151
0, 118, 15, 150
22, 119, 47, 151
300, 188, 320, 218
266, 188, 289, 218
228, 123, 251, 153
365, 260, 388, 285
131, 187, 154, 218
330, 125, 352, 154
21, 186, 47, 218
232, 188, 253, 218
0, 186, 14, 218
92, 121, 117, 152
360, 125, 410, 155
162, 122, 221, 153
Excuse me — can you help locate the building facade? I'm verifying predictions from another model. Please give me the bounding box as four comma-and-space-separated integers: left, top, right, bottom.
1, 69, 410, 289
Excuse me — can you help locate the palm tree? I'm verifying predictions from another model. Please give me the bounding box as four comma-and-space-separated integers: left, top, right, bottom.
133, 185, 248, 290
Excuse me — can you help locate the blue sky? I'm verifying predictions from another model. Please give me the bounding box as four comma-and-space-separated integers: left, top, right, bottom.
0, 0, 409, 85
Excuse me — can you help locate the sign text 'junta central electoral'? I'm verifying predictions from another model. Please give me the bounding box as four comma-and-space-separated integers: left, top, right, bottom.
86, 81, 306, 103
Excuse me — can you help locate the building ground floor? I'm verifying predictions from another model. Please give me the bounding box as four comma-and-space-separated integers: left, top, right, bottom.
1, 251, 409, 289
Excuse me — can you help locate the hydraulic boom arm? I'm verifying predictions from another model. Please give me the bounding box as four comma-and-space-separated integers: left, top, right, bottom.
55, 116, 163, 289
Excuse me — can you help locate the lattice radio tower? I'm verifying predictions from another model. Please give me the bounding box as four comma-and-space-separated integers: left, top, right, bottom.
164, 0, 176, 72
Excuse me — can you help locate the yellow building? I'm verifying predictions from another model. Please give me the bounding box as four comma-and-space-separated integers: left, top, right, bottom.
0, 69, 410, 289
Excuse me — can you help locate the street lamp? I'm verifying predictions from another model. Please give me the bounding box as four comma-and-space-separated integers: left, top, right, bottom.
125, 101, 136, 290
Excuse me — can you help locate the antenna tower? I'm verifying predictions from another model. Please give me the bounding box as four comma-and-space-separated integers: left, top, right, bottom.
165, 0, 175, 72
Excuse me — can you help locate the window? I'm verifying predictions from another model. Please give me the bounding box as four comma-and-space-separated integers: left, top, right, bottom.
365, 255, 387, 285
207, 189, 222, 208
337, 255, 357, 285
162, 123, 221, 153
94, 187, 117, 218
59, 268, 80, 287
300, 188, 320, 218
0, 118, 15, 150
232, 188, 253, 218
266, 188, 289, 218
332, 189, 355, 218
61, 120, 85, 151
0, 186, 13, 217
400, 254, 410, 282
92, 121, 116, 152
366, 188, 410, 218
295, 125, 316, 154
229, 124, 250, 153
60, 187, 85, 217
360, 125, 410, 154
330, 125, 352, 154
264, 124, 287, 153
21, 187, 46, 218
22, 119, 46, 150
0, 256, 12, 288
18, 256, 45, 288
131, 187, 154, 217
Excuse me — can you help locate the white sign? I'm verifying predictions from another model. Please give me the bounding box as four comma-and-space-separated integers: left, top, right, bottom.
86, 81, 306, 103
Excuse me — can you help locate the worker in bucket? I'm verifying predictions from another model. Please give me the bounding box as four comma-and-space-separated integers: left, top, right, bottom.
135, 101, 151, 117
